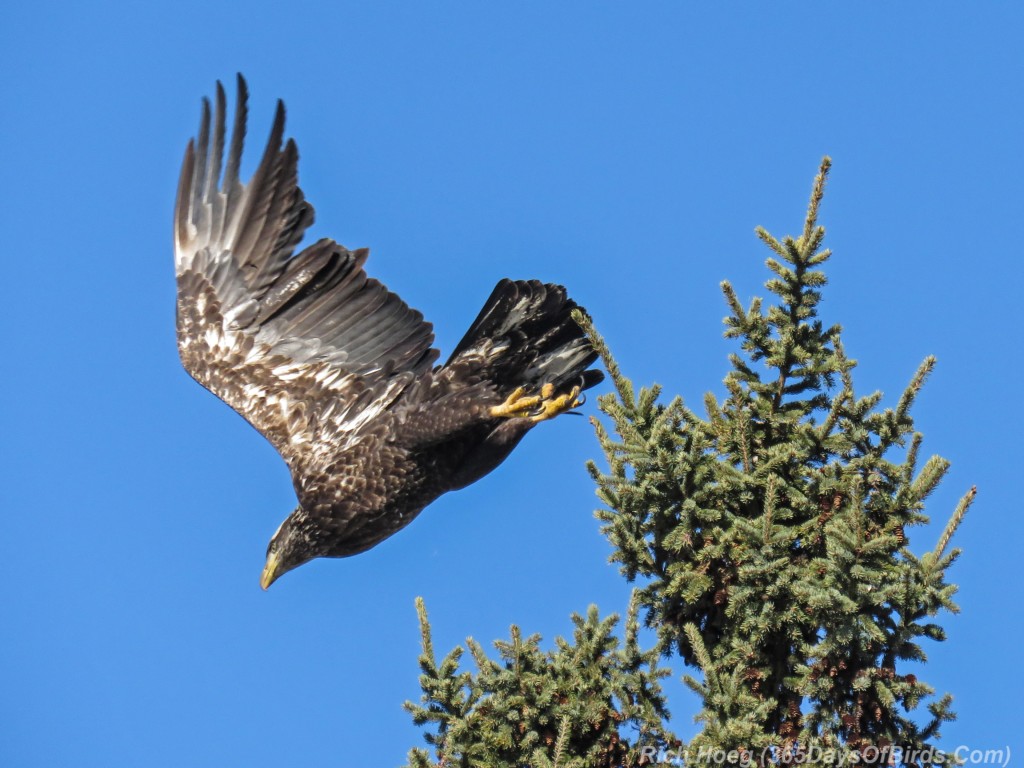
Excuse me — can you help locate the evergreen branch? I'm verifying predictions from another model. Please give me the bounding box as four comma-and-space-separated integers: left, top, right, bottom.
807, 247, 832, 267
763, 474, 778, 544
704, 391, 724, 430
415, 596, 435, 666
466, 637, 494, 674
934, 486, 977, 560
906, 433, 924, 479
722, 280, 746, 323
573, 308, 634, 408
756, 226, 787, 259
896, 356, 937, 422
911, 456, 952, 504
819, 386, 848, 441
837, 338, 856, 401
551, 715, 570, 768
684, 624, 714, 678
802, 156, 832, 245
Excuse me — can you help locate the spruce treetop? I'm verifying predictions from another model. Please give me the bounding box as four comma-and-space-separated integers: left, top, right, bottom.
404, 159, 973, 767
582, 158, 973, 763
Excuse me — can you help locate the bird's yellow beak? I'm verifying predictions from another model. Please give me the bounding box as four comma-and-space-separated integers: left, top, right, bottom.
260, 552, 281, 590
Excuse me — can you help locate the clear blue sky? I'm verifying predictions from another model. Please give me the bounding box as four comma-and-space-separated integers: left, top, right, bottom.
3, 3, 1021, 766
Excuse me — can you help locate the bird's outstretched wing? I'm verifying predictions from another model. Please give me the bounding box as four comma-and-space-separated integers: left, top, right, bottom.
174, 76, 438, 470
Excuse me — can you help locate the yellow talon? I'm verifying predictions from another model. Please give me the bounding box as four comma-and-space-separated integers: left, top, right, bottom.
530, 384, 582, 422
490, 386, 543, 418
490, 382, 583, 422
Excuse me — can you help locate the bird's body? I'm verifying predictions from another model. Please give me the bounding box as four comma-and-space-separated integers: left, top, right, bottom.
174, 77, 602, 587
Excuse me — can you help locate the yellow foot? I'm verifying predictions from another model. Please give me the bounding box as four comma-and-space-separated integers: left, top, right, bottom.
530, 383, 583, 422
489, 386, 543, 418
489, 383, 584, 422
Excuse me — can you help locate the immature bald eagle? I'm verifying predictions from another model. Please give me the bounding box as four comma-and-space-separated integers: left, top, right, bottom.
174, 77, 603, 589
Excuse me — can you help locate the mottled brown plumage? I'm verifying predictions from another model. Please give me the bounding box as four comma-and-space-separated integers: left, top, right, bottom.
174, 77, 603, 588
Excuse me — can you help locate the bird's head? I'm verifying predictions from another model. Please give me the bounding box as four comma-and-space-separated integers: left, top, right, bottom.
260, 512, 314, 590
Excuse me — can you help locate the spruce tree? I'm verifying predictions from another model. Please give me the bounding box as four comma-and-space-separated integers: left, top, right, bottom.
404, 159, 973, 767
403, 596, 675, 768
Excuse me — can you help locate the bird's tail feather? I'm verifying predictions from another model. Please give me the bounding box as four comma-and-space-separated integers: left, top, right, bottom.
445, 279, 603, 395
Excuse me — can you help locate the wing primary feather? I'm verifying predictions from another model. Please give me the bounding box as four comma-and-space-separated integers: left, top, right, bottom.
208, 81, 227, 243
174, 140, 196, 255
251, 137, 304, 292
206, 85, 226, 200
193, 98, 211, 240
249, 138, 306, 295
231, 100, 287, 283
224, 74, 248, 202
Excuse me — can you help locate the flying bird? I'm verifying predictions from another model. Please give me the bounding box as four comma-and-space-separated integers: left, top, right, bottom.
174, 77, 603, 589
